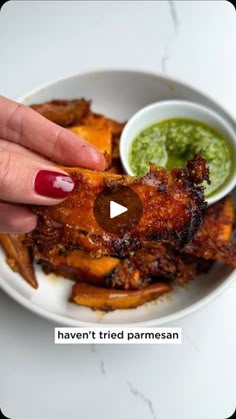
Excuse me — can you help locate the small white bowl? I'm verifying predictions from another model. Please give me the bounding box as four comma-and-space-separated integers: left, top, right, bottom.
120, 100, 236, 205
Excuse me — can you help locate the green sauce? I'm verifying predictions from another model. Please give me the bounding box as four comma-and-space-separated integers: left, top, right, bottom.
129, 118, 233, 197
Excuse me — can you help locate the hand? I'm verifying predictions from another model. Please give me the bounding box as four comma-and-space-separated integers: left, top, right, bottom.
0, 95, 106, 233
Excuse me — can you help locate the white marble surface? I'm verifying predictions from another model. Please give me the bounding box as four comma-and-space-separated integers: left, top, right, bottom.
0, 1, 236, 418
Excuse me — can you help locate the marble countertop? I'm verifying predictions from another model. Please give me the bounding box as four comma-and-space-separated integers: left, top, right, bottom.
0, 2, 236, 418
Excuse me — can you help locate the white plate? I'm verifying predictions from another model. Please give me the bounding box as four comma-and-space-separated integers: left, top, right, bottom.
0, 69, 235, 326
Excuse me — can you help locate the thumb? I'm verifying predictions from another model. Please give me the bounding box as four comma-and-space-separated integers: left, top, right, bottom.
0, 150, 74, 205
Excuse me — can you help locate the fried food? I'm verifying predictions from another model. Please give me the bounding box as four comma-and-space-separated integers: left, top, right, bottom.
108, 243, 176, 289
29, 155, 209, 258
174, 253, 214, 285
31, 99, 125, 167
68, 125, 112, 166
30, 99, 91, 127
81, 112, 125, 139
36, 241, 177, 290
0, 233, 37, 288
79, 111, 125, 161
1, 97, 234, 311
71, 281, 172, 311
39, 250, 120, 286
108, 158, 124, 174
184, 195, 236, 266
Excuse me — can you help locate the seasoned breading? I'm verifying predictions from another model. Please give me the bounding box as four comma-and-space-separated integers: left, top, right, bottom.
30, 99, 91, 127
29, 156, 209, 257
184, 196, 236, 265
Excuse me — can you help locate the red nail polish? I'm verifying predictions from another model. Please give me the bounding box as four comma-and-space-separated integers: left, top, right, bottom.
35, 171, 74, 199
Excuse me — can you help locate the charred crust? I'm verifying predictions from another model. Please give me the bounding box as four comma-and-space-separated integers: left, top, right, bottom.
28, 156, 208, 257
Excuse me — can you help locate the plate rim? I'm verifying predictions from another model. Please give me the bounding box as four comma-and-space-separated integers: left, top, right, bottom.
0, 266, 235, 327
17, 67, 236, 126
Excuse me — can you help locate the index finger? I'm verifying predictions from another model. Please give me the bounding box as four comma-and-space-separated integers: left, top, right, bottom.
0, 95, 106, 170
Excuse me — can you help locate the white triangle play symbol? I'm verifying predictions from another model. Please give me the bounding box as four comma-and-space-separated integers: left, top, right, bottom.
110, 201, 128, 219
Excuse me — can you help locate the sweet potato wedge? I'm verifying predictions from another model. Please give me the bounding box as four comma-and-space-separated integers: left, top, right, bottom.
184, 195, 236, 263
0, 233, 37, 288
39, 250, 120, 286
71, 281, 172, 311
81, 112, 125, 138
68, 124, 112, 166
37, 241, 177, 290
80, 112, 125, 161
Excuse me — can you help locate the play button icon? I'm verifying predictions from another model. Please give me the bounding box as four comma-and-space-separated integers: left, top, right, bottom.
93, 185, 143, 235
110, 201, 128, 219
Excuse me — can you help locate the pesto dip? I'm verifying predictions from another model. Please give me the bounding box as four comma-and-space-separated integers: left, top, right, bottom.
129, 118, 232, 197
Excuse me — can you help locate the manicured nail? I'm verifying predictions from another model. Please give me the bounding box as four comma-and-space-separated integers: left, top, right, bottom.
35, 170, 74, 199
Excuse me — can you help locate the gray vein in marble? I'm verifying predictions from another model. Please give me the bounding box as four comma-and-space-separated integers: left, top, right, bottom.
100, 360, 106, 375
161, 1, 179, 73
127, 381, 156, 419
90, 345, 106, 375
169, 0, 179, 34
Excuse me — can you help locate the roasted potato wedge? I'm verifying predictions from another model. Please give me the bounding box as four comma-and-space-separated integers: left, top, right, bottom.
40, 250, 119, 286
68, 124, 112, 166
184, 195, 236, 263
81, 112, 125, 138
71, 281, 171, 311
0, 233, 37, 288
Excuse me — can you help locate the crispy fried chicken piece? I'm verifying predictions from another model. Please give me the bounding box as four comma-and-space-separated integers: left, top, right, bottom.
30, 99, 91, 127
0, 234, 37, 288
70, 281, 172, 311
184, 195, 236, 266
29, 156, 209, 258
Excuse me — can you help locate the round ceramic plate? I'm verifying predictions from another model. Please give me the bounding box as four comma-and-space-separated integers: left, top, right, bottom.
0, 70, 235, 326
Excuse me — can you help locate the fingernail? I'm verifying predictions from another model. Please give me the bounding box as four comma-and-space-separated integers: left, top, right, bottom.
35, 170, 74, 199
